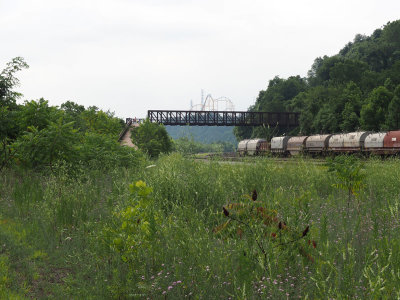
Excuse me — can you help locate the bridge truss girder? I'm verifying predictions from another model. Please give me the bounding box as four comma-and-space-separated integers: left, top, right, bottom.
147, 110, 300, 127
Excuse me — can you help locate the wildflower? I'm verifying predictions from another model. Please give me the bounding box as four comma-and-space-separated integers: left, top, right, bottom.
302, 226, 309, 237
271, 232, 277, 238
162, 291, 166, 295
252, 189, 257, 201
168, 286, 173, 290
223, 207, 229, 217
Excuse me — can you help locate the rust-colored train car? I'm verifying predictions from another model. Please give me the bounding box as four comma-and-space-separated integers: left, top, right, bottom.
247, 139, 269, 155
383, 131, 400, 154
305, 134, 332, 154
287, 136, 308, 155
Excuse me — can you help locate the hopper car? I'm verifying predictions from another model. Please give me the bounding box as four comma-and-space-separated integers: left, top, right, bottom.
238, 130, 400, 156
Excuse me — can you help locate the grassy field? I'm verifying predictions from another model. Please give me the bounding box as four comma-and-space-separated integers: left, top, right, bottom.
1, 154, 400, 298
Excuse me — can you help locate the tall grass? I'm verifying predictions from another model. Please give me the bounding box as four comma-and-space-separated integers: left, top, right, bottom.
1, 155, 400, 298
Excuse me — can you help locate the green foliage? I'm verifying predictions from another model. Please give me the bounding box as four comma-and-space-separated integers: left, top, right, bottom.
0, 58, 139, 172
215, 191, 317, 272
2, 155, 400, 298
109, 181, 160, 260
173, 136, 234, 155
18, 98, 61, 131
80, 106, 123, 135
325, 155, 366, 206
235, 19, 400, 139
12, 119, 78, 169
386, 85, 400, 129
0, 57, 29, 109
79, 132, 144, 169
131, 119, 172, 158
360, 86, 393, 130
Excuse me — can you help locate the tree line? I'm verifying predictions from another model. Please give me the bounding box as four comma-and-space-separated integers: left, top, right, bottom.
0, 57, 146, 171
235, 20, 400, 140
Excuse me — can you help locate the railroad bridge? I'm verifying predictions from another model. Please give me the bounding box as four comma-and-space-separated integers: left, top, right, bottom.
144, 110, 300, 128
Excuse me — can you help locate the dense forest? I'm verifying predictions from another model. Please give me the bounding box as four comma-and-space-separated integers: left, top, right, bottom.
235, 19, 400, 140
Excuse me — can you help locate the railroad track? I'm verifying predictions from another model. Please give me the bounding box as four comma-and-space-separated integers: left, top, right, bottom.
192, 153, 326, 164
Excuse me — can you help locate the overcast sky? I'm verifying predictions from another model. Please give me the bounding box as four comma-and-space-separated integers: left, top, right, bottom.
1, 0, 399, 118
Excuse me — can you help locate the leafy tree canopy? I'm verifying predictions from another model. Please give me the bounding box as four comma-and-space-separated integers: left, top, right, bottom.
131, 119, 172, 158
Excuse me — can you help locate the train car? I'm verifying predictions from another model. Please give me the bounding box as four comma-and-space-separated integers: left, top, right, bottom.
246, 139, 269, 155
238, 139, 250, 156
287, 136, 308, 155
271, 136, 291, 155
305, 134, 332, 154
238, 130, 400, 157
383, 131, 400, 154
364, 132, 387, 154
329, 132, 371, 153
259, 140, 271, 154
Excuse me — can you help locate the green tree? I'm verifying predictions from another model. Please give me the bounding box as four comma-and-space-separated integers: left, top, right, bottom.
340, 82, 362, 131
0, 57, 29, 109
18, 98, 61, 131
80, 106, 124, 136
360, 86, 393, 130
131, 119, 172, 158
79, 132, 144, 169
386, 85, 400, 129
0, 57, 29, 169
313, 104, 339, 134
12, 119, 78, 170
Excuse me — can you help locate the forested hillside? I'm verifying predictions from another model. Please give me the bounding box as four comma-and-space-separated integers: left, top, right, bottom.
235, 20, 400, 140
166, 125, 236, 144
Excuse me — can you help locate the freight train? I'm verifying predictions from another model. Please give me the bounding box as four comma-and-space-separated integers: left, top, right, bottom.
237, 131, 400, 156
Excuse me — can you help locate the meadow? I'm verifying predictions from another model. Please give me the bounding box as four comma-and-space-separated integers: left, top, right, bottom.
1, 154, 400, 299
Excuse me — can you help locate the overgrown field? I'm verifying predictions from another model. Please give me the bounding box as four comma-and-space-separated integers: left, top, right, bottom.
1, 155, 400, 298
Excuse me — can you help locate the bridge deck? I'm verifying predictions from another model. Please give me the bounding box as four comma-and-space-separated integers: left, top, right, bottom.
147, 110, 300, 127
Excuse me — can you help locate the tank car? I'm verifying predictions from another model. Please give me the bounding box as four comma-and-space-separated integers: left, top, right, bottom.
237, 139, 250, 156
383, 131, 400, 154
364, 132, 386, 154
304, 134, 332, 154
246, 139, 269, 155
271, 136, 291, 155
328, 132, 371, 153
287, 136, 308, 155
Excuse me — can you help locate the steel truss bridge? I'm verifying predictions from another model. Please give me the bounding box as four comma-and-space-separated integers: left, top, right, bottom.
146, 110, 300, 127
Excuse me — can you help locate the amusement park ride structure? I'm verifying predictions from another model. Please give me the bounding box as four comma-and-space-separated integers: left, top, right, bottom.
190, 93, 235, 112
